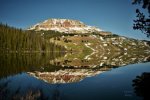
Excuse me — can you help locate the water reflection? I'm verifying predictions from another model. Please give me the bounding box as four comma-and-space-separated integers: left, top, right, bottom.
0, 63, 150, 100
132, 72, 150, 100
28, 69, 105, 84
0, 52, 65, 79
0, 81, 45, 100
0, 51, 150, 100
0, 73, 66, 100
0, 50, 150, 83
28, 50, 150, 84
50, 51, 150, 68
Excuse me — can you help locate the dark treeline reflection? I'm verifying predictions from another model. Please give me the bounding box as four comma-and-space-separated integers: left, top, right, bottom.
0, 83, 62, 100
0, 82, 47, 100
0, 52, 65, 79
133, 72, 150, 100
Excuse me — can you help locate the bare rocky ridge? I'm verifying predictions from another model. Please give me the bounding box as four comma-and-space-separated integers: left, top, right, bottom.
28, 18, 102, 33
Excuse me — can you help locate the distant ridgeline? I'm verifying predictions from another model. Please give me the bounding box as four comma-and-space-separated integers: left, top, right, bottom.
0, 23, 65, 52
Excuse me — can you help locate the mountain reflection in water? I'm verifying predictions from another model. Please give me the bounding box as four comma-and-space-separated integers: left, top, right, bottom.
28, 50, 150, 84
0, 51, 150, 100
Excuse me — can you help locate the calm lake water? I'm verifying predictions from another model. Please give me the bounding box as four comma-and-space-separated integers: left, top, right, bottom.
0, 53, 150, 100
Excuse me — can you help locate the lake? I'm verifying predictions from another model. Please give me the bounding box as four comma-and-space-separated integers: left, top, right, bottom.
0, 52, 150, 100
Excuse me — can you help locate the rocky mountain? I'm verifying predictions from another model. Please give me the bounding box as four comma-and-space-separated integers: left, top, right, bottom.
26, 18, 150, 84
28, 18, 102, 33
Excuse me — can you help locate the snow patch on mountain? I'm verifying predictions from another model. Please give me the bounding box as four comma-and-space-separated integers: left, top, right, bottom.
28, 18, 102, 33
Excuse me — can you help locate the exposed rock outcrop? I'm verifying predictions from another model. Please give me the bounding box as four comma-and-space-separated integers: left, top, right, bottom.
28, 18, 103, 33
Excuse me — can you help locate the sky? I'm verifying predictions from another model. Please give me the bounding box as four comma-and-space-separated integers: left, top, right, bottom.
0, 0, 149, 40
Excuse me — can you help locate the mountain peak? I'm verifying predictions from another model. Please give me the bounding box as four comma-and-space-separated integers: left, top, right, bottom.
28, 18, 102, 33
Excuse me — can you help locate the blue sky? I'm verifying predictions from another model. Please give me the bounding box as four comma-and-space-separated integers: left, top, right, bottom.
0, 0, 149, 40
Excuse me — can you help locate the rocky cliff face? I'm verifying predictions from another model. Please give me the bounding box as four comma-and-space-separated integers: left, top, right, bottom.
28, 18, 102, 33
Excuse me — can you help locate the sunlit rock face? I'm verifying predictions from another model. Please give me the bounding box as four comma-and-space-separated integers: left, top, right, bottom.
27, 69, 105, 84
28, 18, 104, 34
